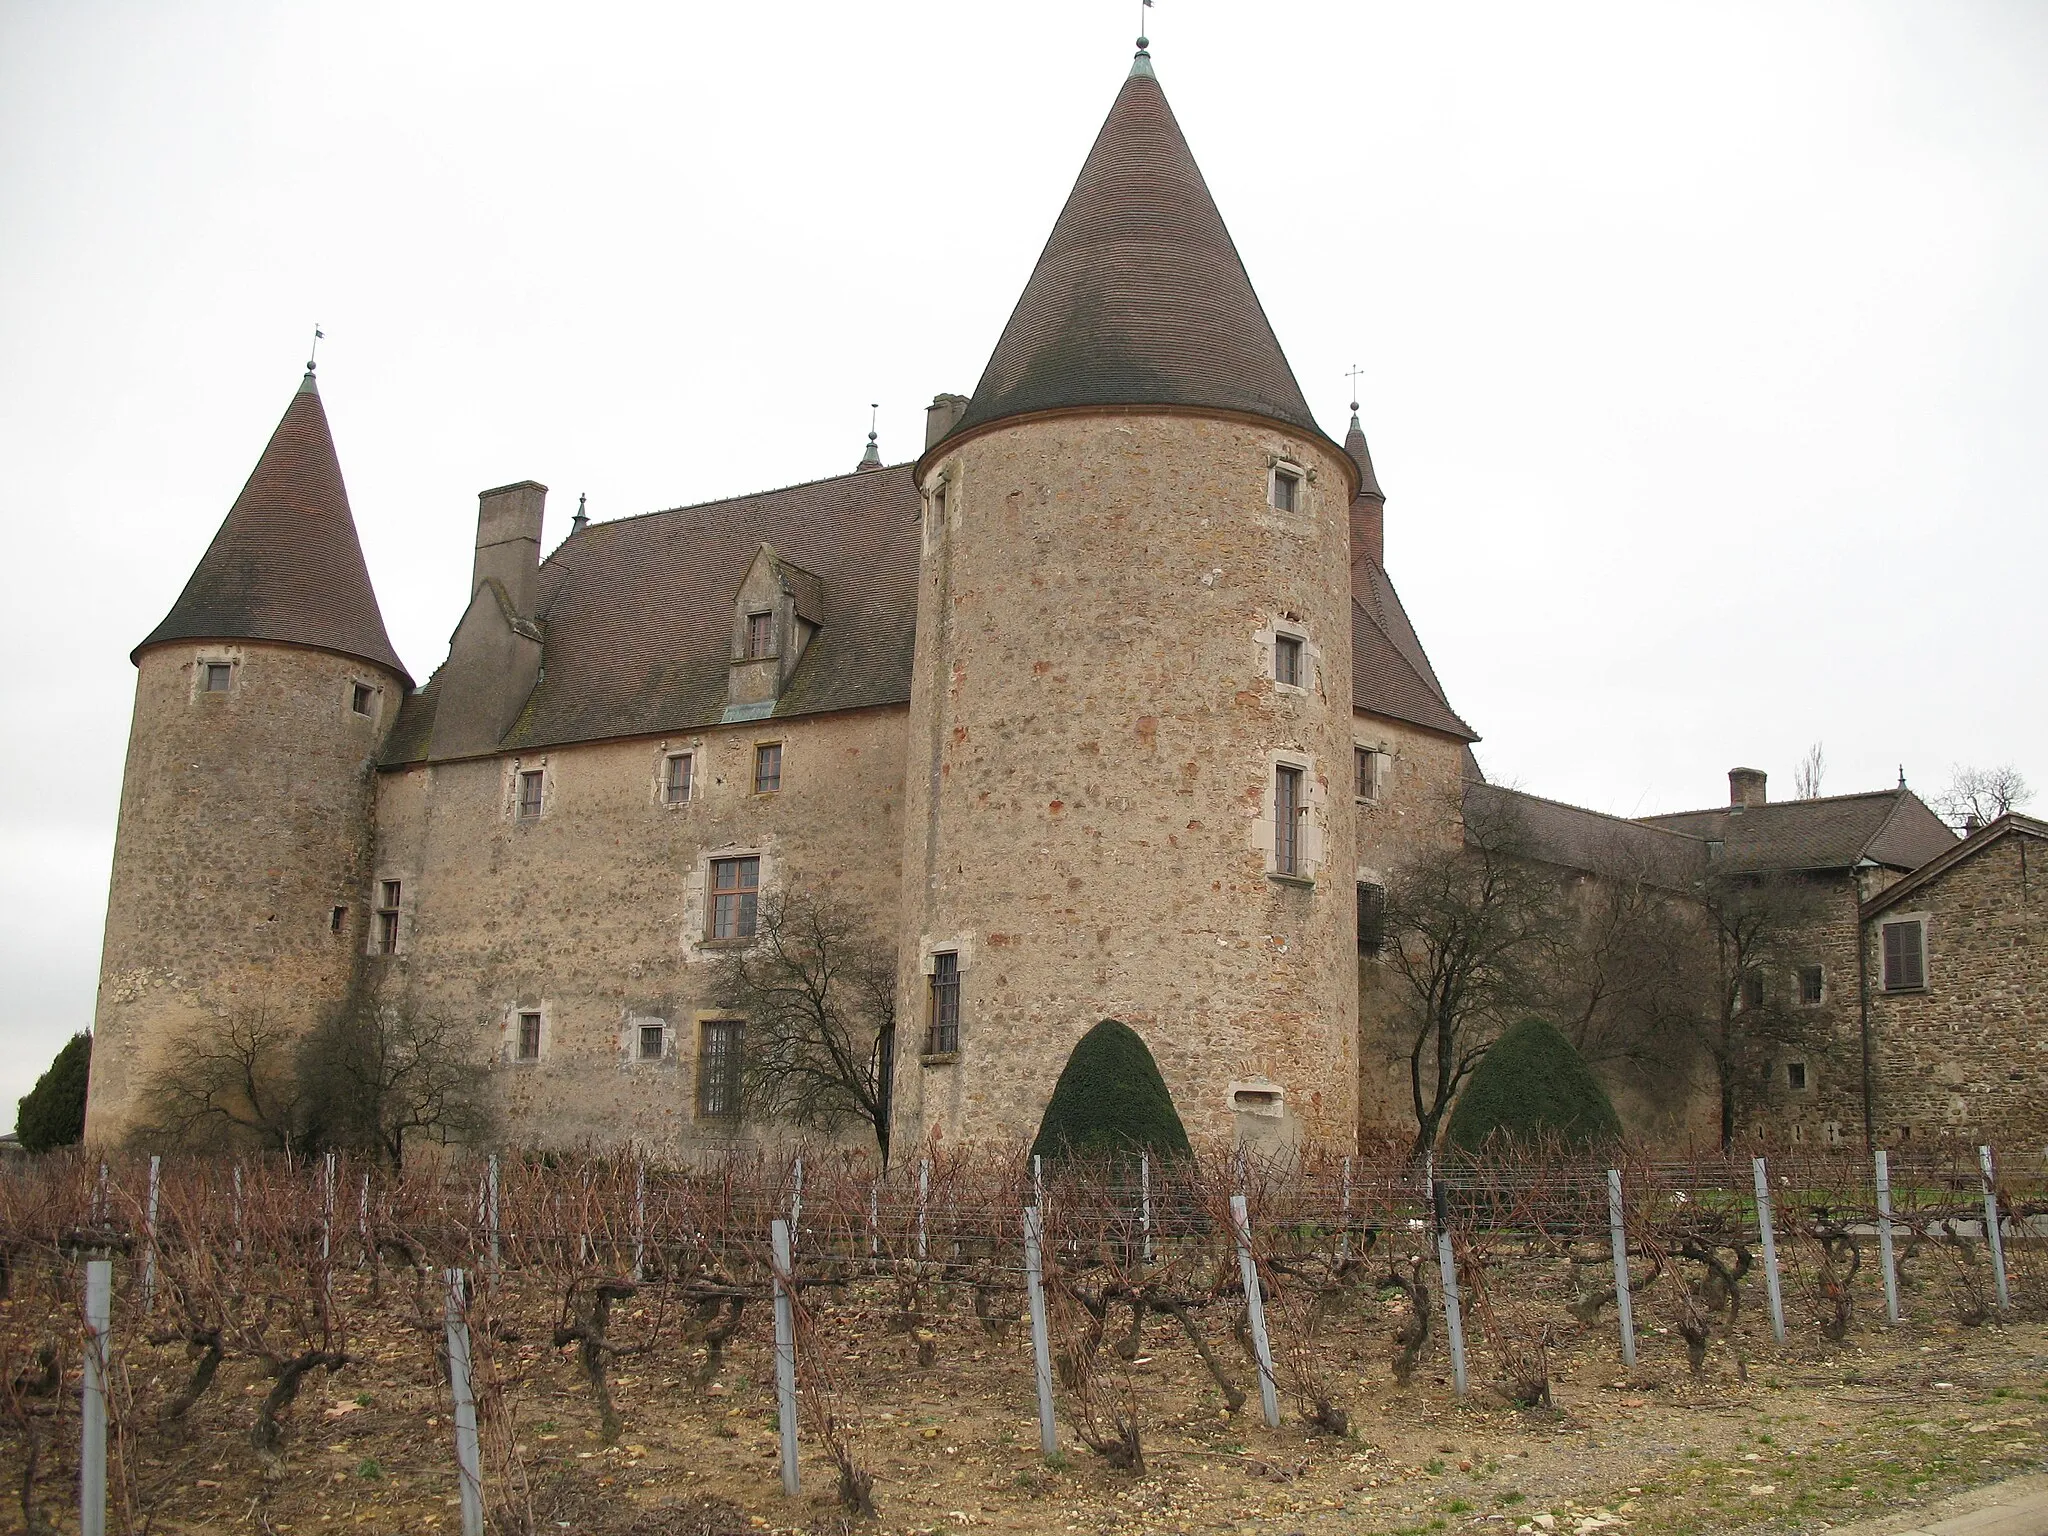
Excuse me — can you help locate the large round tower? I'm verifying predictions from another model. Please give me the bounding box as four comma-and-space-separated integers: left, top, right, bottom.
896, 45, 1359, 1150
86, 369, 410, 1143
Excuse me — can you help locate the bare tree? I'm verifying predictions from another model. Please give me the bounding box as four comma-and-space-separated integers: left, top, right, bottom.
137, 1007, 309, 1153
1932, 764, 2032, 832
713, 890, 897, 1160
1693, 869, 1827, 1148
296, 1001, 495, 1168
1381, 793, 1560, 1161
1794, 742, 1826, 800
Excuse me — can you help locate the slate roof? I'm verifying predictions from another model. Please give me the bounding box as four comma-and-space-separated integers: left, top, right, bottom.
137, 373, 409, 682
939, 57, 1327, 454
382, 465, 922, 765
1467, 781, 1707, 889
1862, 813, 2048, 918
1350, 555, 1476, 741
1638, 789, 1957, 874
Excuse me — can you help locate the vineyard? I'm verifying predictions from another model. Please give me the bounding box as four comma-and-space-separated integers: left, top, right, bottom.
3, 1138, 2046, 1535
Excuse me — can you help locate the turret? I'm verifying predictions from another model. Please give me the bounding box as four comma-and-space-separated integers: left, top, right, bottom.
896, 43, 1360, 1151
86, 368, 409, 1143
1343, 405, 1386, 567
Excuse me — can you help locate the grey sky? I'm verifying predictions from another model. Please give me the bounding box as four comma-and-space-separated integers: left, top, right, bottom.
2, 1, 2043, 1114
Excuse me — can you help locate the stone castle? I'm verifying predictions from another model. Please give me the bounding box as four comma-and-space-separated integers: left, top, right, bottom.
84, 43, 2043, 1158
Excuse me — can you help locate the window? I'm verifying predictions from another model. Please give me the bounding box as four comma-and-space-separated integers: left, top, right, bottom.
1273, 634, 1303, 687
516, 1011, 542, 1062
350, 683, 373, 716
203, 661, 232, 693
698, 1020, 744, 1119
329, 905, 347, 934
1355, 746, 1382, 802
1740, 971, 1765, 1011
928, 952, 961, 1054
710, 856, 760, 940
1274, 765, 1304, 876
516, 770, 544, 821
1271, 467, 1300, 513
375, 880, 401, 954
754, 742, 782, 794
638, 1021, 667, 1062
745, 611, 773, 659
1798, 965, 1825, 1005
1786, 1061, 1809, 1092
1882, 919, 1926, 991
1356, 882, 1386, 954
663, 752, 693, 806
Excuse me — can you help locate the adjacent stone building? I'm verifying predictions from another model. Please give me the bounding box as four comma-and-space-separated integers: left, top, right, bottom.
83, 41, 2030, 1158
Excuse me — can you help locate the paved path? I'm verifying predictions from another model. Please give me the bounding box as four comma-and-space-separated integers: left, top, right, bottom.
1831, 1474, 2048, 1536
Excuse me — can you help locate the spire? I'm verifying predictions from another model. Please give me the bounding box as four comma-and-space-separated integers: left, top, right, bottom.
571, 492, 589, 534
1343, 399, 1386, 567
936, 56, 1325, 454
856, 403, 882, 471
136, 373, 410, 683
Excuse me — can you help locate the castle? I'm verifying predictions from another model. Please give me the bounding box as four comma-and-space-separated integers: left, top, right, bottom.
84, 42, 2043, 1158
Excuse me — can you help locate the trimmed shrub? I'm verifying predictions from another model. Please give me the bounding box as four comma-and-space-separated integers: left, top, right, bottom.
1445, 1017, 1620, 1153
1029, 1019, 1191, 1164
16, 1032, 91, 1154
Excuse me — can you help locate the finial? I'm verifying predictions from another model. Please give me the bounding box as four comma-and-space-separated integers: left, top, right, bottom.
571, 492, 589, 534
306, 323, 324, 375
857, 403, 883, 471
1345, 363, 1364, 419
1899, 764, 1908, 789
1130, 0, 1154, 76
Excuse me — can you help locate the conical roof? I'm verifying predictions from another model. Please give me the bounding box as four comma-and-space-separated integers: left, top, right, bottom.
1343, 410, 1384, 502
136, 372, 409, 683
940, 55, 1325, 450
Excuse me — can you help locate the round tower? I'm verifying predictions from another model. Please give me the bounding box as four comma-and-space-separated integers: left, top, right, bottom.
896, 45, 1359, 1151
86, 368, 411, 1143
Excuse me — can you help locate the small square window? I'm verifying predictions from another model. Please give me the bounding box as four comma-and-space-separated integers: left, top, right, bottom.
710, 856, 761, 940
1798, 965, 1824, 1005
754, 743, 782, 795
517, 769, 544, 820
928, 952, 960, 1055
517, 1011, 542, 1062
663, 752, 693, 806
1274, 765, 1305, 876
1274, 634, 1303, 688
350, 683, 373, 716
1355, 746, 1382, 802
745, 611, 774, 659
203, 661, 232, 693
1271, 468, 1300, 513
1786, 1061, 1809, 1092
638, 1021, 667, 1062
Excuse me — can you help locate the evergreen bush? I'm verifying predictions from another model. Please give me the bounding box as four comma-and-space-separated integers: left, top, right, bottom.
1444, 1017, 1620, 1153
16, 1032, 91, 1154
1029, 1019, 1191, 1164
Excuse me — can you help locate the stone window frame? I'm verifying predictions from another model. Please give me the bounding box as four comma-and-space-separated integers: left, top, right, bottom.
1783, 1059, 1812, 1093
505, 1004, 549, 1066
625, 1015, 670, 1065
921, 468, 956, 557
1261, 749, 1324, 886
1266, 453, 1313, 516
684, 843, 777, 961
1353, 742, 1386, 804
658, 748, 695, 808
370, 876, 405, 956
347, 678, 380, 721
1255, 618, 1317, 700
194, 650, 237, 699
695, 1015, 746, 1121
706, 852, 763, 943
1879, 913, 1930, 993
507, 758, 550, 824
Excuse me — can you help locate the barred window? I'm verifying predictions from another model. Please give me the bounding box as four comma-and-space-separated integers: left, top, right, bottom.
663, 752, 693, 806
1356, 882, 1387, 954
638, 1021, 666, 1062
754, 742, 782, 794
698, 1020, 744, 1119
928, 952, 960, 1054
1881, 919, 1926, 991
710, 856, 760, 940
1274, 765, 1304, 876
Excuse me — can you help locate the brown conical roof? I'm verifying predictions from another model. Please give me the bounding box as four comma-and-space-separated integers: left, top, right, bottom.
1342, 410, 1384, 502
136, 372, 409, 683
940, 56, 1326, 451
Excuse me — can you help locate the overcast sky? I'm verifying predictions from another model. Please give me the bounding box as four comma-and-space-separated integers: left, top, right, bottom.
3, 1, 2044, 1116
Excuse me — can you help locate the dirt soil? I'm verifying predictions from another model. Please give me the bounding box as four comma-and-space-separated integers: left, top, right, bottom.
9, 1272, 2048, 1536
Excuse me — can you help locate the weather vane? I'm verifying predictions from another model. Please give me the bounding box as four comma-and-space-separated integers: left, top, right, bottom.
1345, 363, 1363, 412
1138, 0, 1152, 49
307, 323, 325, 374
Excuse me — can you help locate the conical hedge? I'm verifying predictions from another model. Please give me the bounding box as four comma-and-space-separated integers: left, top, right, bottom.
16, 1032, 91, 1154
1445, 1018, 1621, 1153
1029, 1020, 1192, 1164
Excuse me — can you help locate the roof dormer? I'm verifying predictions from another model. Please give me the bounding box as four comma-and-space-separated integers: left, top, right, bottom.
723, 543, 823, 723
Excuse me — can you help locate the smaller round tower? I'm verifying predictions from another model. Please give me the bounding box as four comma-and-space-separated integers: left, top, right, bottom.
86, 368, 410, 1143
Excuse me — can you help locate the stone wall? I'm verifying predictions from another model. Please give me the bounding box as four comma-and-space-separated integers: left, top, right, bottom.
895, 413, 1360, 1152
87, 641, 404, 1142
1867, 831, 2045, 1147
369, 706, 907, 1158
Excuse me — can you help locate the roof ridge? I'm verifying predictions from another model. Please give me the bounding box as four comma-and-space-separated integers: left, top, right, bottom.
1475, 781, 1712, 844
1642, 786, 1907, 821
557, 461, 916, 546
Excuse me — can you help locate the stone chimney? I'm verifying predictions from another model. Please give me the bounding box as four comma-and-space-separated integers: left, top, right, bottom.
473, 481, 547, 618
1729, 767, 1768, 809
924, 393, 969, 450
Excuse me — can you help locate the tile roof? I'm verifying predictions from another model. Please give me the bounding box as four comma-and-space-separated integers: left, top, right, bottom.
1350, 554, 1477, 741
137, 373, 409, 682
1342, 412, 1384, 502
382, 464, 922, 765
1861, 812, 2048, 918
1638, 789, 1957, 874
1467, 781, 1709, 888
938, 60, 1327, 454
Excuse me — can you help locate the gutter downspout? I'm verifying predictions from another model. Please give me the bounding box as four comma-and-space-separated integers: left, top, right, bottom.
1855, 858, 1878, 1155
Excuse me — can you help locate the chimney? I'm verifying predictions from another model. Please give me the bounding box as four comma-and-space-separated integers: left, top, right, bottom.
924, 393, 969, 450
473, 481, 547, 618
1729, 767, 1768, 809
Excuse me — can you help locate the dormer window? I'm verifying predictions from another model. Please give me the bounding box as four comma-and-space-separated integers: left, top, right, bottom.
745, 611, 774, 659
726, 544, 822, 723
